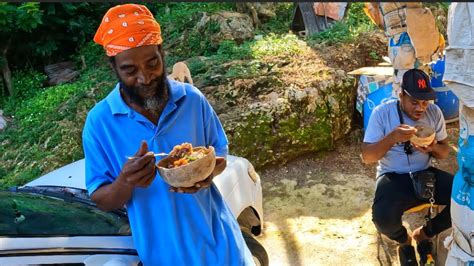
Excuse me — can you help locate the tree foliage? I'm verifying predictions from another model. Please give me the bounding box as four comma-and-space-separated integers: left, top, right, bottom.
0, 3, 115, 99
0, 2, 42, 34
0, 3, 114, 70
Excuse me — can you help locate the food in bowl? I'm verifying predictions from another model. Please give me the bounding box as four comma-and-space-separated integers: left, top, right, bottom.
156, 143, 216, 188
166, 143, 211, 168
410, 124, 435, 147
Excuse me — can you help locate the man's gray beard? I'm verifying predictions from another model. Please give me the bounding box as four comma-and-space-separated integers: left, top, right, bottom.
144, 96, 167, 117
118, 73, 169, 117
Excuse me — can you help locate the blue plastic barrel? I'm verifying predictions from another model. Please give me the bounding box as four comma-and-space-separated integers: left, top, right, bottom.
434, 86, 459, 121
363, 83, 398, 131
430, 56, 445, 88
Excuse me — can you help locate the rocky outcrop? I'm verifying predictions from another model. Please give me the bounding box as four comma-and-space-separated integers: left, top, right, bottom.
167, 11, 256, 58
168, 8, 388, 169
200, 51, 356, 168
235, 3, 277, 28
197, 11, 255, 45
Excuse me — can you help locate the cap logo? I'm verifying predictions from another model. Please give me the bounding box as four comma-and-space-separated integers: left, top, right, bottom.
417, 79, 427, 89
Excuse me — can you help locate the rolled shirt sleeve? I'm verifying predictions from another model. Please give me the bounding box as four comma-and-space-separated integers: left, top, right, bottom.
433, 105, 448, 141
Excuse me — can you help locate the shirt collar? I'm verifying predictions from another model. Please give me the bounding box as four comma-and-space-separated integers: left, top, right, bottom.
167, 79, 186, 104
106, 83, 130, 115
106, 80, 187, 115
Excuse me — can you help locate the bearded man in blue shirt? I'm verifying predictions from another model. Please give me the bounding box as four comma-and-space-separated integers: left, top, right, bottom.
82, 4, 254, 265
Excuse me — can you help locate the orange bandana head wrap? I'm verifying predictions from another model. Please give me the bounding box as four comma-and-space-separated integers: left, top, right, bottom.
94, 4, 162, 57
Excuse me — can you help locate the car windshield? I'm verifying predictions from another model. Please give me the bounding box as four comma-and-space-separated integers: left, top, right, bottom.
0, 191, 130, 236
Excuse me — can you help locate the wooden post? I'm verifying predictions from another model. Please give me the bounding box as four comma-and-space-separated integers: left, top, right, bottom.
1, 39, 12, 97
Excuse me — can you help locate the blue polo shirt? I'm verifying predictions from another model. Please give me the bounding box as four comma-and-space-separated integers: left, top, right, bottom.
82, 80, 253, 265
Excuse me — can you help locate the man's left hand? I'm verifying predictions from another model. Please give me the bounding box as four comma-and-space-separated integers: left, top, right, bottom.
412, 139, 437, 154
169, 157, 226, 194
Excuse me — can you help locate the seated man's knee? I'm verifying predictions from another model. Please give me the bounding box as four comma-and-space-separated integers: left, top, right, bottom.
372, 203, 401, 234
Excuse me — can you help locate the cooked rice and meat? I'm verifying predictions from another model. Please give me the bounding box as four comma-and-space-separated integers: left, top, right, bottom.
166, 143, 210, 168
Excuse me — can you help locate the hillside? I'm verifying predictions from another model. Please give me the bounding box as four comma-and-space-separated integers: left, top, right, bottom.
0, 3, 389, 187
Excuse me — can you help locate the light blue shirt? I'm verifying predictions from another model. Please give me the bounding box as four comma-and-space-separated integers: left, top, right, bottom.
363, 100, 447, 177
82, 80, 253, 265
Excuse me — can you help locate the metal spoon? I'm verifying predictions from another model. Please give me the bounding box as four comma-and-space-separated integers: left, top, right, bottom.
126, 152, 168, 160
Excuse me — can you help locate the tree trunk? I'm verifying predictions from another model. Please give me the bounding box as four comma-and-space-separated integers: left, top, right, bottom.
1, 39, 12, 97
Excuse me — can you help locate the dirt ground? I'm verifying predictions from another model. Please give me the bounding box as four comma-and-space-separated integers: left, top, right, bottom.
255, 121, 460, 266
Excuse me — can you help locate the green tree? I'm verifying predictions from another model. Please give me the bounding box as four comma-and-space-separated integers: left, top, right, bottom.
0, 2, 43, 96
0, 3, 114, 99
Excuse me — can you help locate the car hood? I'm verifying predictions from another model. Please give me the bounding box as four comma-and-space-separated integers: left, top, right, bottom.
25, 159, 87, 189
24, 155, 241, 191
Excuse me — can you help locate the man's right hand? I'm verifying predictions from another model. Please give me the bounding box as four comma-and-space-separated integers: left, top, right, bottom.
390, 124, 417, 143
117, 140, 156, 188
91, 140, 156, 211
361, 124, 418, 164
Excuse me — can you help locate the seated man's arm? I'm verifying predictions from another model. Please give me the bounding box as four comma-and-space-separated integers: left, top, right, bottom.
361, 138, 396, 164
414, 138, 451, 160
412, 106, 451, 160
362, 124, 417, 164
430, 138, 451, 159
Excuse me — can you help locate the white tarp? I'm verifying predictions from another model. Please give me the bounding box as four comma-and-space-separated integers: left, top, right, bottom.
444, 49, 474, 88
459, 103, 474, 139
447, 3, 474, 49
444, 3, 474, 264
446, 82, 474, 108
444, 3, 474, 89
444, 104, 474, 264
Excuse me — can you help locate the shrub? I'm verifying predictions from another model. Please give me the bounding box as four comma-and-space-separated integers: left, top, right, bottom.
1, 69, 47, 114
308, 3, 376, 45
252, 33, 305, 59
73, 41, 108, 70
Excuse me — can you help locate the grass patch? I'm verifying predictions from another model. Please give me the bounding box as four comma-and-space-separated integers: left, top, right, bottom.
0, 48, 116, 189
308, 3, 376, 46
251, 33, 306, 60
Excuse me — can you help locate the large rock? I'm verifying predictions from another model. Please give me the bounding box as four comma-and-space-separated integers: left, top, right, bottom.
164, 11, 254, 58
201, 52, 356, 168
175, 28, 387, 169
236, 3, 278, 28
197, 11, 255, 45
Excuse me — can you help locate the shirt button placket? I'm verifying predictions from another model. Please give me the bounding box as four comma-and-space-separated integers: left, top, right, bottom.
153, 125, 161, 138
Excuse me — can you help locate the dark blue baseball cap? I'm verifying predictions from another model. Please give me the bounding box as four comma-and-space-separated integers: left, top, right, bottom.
401, 69, 436, 100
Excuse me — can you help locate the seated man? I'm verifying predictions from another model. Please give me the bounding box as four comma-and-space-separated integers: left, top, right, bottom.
361, 69, 453, 265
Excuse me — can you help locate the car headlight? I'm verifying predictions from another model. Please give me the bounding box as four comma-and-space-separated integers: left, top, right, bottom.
247, 163, 259, 183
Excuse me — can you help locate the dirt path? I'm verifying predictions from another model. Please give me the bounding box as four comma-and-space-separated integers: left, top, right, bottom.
255, 123, 459, 266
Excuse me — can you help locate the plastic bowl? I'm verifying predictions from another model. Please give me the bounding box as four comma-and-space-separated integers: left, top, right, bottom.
156, 146, 216, 188
410, 124, 435, 147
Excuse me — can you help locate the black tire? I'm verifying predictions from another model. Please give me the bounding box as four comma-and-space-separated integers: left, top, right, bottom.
242, 230, 269, 266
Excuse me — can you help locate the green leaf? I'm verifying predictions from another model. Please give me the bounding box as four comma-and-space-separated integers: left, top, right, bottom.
45, 3, 56, 15
60, 3, 77, 14
16, 2, 43, 32
0, 3, 16, 29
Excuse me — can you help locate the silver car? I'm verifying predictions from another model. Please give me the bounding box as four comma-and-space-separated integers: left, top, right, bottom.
0, 155, 268, 266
